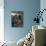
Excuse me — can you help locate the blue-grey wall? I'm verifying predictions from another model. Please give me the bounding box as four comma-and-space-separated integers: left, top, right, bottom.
4, 0, 40, 42
40, 0, 46, 27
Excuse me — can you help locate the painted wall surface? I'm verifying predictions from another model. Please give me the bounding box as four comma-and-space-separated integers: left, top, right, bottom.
0, 8, 4, 42
4, 0, 40, 42
0, 0, 4, 42
40, 0, 46, 27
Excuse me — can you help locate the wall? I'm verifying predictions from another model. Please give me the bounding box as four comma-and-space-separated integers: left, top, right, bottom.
40, 0, 46, 27
0, 0, 4, 42
4, 0, 40, 42
0, 7, 4, 42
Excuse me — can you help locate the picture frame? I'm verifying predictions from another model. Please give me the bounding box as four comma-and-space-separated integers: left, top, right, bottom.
11, 11, 24, 27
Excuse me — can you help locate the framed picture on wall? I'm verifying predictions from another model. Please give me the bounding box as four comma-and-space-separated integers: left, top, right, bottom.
11, 11, 24, 27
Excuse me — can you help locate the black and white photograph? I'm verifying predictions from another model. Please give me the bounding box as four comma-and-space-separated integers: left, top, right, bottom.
11, 11, 24, 27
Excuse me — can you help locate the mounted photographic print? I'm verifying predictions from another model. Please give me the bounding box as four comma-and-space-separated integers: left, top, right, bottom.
11, 11, 24, 27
